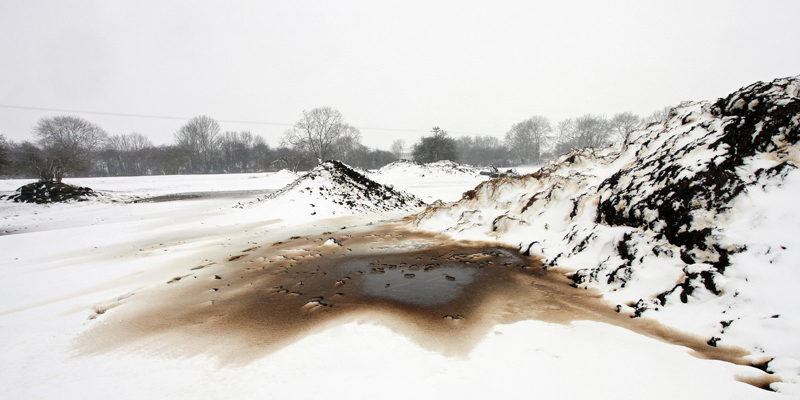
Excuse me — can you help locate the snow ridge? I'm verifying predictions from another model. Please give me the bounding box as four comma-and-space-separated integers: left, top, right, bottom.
415, 75, 800, 386
375, 159, 481, 177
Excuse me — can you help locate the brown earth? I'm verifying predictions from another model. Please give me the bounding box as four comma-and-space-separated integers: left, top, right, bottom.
76, 222, 775, 388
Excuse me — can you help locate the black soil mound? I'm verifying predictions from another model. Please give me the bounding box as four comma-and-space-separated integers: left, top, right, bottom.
4, 181, 95, 204
263, 160, 425, 213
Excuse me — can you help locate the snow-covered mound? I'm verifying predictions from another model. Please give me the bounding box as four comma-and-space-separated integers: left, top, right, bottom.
376, 159, 480, 177
258, 160, 425, 217
369, 160, 488, 204
271, 169, 298, 180
416, 75, 800, 388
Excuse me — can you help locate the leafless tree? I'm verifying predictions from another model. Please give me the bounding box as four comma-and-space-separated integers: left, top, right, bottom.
457, 135, 509, 167
174, 115, 221, 173
505, 115, 551, 165
644, 106, 674, 125
554, 114, 612, 155
281, 107, 361, 164
609, 112, 643, 144
106, 132, 153, 175
250, 135, 272, 171
274, 146, 310, 173
108, 132, 152, 153
219, 131, 253, 173
390, 139, 405, 159
0, 134, 9, 174
31, 115, 108, 182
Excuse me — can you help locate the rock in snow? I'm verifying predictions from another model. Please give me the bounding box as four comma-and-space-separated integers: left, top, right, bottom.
258, 160, 425, 216
416, 75, 800, 382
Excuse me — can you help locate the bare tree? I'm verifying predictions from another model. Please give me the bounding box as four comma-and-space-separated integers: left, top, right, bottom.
106, 132, 153, 175
644, 106, 673, 125
504, 115, 551, 165
174, 115, 221, 173
149, 144, 190, 175
281, 107, 361, 164
330, 125, 362, 163
31, 115, 108, 182
554, 114, 612, 155
13, 142, 54, 181
0, 134, 9, 174
390, 139, 405, 159
456, 135, 510, 167
609, 112, 643, 144
219, 130, 254, 173
250, 135, 272, 171
108, 132, 152, 153
274, 146, 311, 173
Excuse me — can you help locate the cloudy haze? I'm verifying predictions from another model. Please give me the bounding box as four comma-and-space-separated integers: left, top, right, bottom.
1, 0, 798, 149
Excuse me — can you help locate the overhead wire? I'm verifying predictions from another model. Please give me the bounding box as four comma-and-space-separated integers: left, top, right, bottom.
0, 103, 484, 135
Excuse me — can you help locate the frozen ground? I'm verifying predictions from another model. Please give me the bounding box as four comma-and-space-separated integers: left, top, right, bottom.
0, 162, 787, 399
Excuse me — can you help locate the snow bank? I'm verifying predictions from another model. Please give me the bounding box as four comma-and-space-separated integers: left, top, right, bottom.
415, 75, 800, 391
375, 159, 481, 177
370, 160, 488, 203
254, 160, 425, 218
271, 169, 298, 180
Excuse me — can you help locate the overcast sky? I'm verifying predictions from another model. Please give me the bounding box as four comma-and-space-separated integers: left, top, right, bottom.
1, 0, 798, 150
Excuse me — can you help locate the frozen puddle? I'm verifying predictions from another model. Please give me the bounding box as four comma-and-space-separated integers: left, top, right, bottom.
77, 226, 777, 389
349, 261, 478, 306
78, 229, 560, 359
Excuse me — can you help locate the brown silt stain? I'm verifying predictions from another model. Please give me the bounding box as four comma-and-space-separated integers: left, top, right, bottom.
76, 224, 778, 389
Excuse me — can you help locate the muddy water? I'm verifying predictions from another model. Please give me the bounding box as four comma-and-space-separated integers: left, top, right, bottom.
78, 226, 767, 381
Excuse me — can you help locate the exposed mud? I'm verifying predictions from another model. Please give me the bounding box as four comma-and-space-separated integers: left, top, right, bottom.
133, 189, 274, 203
77, 224, 775, 388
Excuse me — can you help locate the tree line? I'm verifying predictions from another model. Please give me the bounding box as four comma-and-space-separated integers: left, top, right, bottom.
0, 105, 671, 182
398, 107, 670, 166
0, 109, 395, 182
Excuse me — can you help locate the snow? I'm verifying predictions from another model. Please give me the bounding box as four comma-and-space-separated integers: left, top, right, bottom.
0, 167, 787, 399
3, 77, 800, 398
247, 160, 425, 221
370, 160, 489, 203
0, 171, 298, 201
415, 75, 800, 394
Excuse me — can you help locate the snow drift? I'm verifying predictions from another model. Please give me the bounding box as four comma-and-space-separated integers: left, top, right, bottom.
271, 168, 298, 180
257, 160, 425, 217
415, 76, 800, 387
369, 160, 489, 204
375, 159, 481, 177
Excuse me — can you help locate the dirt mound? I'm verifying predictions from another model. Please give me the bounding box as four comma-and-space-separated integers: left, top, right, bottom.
3, 181, 96, 204
592, 76, 800, 303
414, 76, 800, 381
418, 75, 800, 307
258, 160, 425, 215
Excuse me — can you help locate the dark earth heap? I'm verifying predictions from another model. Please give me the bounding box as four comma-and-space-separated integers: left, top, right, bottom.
263, 160, 425, 212
3, 181, 95, 204
592, 77, 800, 305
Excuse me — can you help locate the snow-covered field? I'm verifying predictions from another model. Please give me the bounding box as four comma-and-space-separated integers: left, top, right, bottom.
3, 75, 800, 399
0, 163, 787, 400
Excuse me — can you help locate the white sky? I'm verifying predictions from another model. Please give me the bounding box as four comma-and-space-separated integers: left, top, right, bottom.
1, 0, 798, 150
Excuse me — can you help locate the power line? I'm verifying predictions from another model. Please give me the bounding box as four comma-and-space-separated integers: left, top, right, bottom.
0, 103, 484, 136
0, 104, 293, 127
